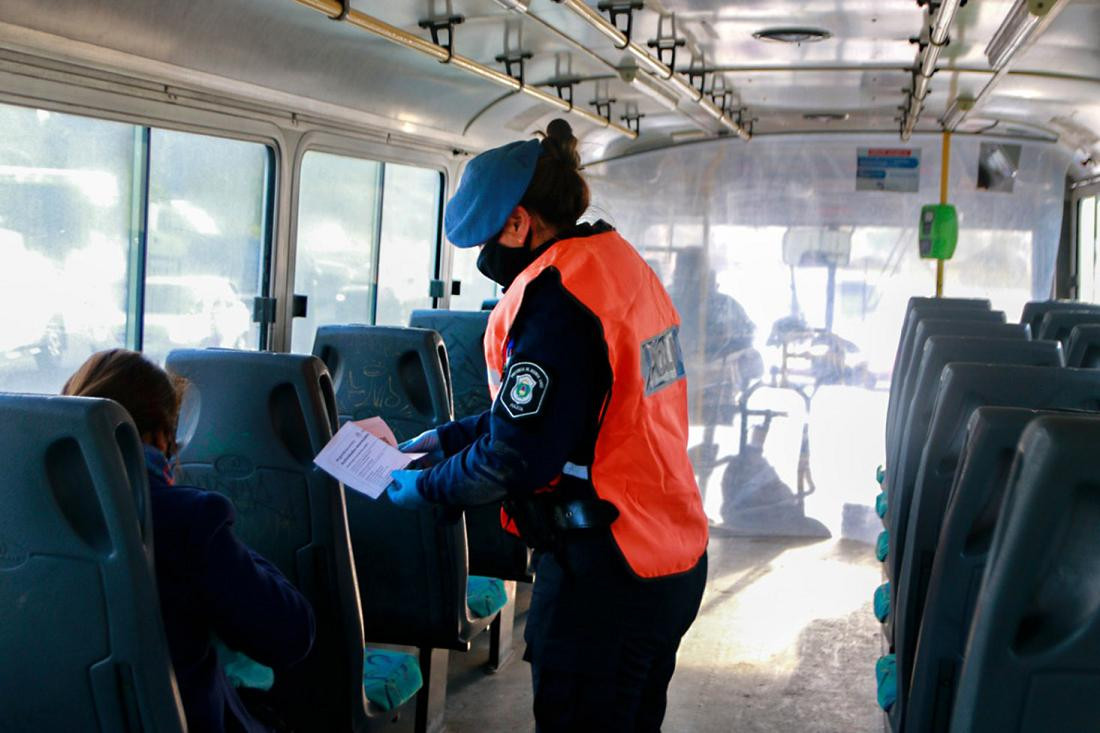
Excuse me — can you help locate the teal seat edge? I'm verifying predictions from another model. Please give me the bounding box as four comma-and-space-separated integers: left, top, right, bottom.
363, 648, 423, 711
467, 575, 509, 619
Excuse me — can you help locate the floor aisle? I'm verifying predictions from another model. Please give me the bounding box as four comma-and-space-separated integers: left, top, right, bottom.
445, 535, 882, 732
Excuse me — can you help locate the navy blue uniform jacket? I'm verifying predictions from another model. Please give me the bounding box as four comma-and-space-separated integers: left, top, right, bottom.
418, 222, 613, 506
145, 446, 316, 732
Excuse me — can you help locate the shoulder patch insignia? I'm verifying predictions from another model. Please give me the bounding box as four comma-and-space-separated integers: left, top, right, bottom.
498, 361, 550, 419
641, 326, 686, 396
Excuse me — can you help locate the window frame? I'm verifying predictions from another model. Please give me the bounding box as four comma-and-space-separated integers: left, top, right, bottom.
135, 126, 278, 352
0, 99, 281, 384
1073, 179, 1100, 301
0, 80, 461, 359
287, 132, 448, 348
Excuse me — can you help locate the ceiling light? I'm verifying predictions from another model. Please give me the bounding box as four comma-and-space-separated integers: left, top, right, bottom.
985, 0, 1058, 71
803, 112, 849, 122
753, 27, 832, 44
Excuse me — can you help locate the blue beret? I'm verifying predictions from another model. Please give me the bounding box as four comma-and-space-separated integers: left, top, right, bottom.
445, 139, 542, 248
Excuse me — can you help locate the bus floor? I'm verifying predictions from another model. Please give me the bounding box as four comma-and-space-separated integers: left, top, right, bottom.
446, 535, 881, 732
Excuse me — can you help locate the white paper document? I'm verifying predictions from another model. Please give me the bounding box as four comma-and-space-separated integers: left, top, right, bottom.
313, 421, 424, 499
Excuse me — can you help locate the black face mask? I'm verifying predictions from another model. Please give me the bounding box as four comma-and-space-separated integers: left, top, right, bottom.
476, 230, 535, 289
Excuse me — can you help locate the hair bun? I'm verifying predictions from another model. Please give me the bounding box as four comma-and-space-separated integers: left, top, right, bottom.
543, 118, 580, 170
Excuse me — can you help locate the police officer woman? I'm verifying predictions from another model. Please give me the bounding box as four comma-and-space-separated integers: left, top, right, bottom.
386, 119, 709, 732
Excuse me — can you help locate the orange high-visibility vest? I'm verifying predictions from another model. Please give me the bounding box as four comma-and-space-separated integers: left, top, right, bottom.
485, 229, 709, 579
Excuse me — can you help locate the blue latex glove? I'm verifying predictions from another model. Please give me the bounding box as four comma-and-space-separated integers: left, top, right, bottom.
386, 469, 428, 510
398, 429, 444, 467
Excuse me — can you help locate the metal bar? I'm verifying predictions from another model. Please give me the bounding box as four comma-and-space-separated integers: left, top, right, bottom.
370, 161, 385, 324
937, 130, 951, 297
494, 5, 716, 133
944, 0, 1069, 132
126, 126, 151, 351
431, 170, 446, 309
902, 0, 963, 140
292, 0, 636, 139
550, 0, 750, 139
940, 131, 952, 206
699, 65, 1100, 86
258, 145, 278, 351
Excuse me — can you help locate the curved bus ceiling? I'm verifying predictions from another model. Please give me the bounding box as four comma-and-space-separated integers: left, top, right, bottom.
0, 0, 1098, 176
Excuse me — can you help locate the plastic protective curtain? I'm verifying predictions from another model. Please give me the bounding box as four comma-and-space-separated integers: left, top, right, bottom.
584, 133, 1070, 540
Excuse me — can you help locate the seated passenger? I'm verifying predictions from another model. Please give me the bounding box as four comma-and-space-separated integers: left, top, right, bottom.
62, 349, 315, 733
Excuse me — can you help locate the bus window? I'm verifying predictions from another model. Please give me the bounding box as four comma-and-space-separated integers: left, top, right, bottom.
374, 164, 441, 326
1078, 196, 1098, 302
291, 152, 383, 354
449, 245, 498, 310
142, 130, 272, 365
0, 103, 136, 394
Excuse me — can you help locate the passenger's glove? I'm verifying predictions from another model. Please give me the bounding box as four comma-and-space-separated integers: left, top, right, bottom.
386, 469, 428, 510
399, 429, 444, 467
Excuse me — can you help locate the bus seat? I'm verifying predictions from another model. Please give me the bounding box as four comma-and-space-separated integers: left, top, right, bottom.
313, 325, 452, 437
407, 310, 492, 420
407, 310, 533, 584
885, 303, 997, 473
164, 349, 385, 732
884, 337, 1062, 577
951, 414, 1100, 733
312, 326, 513, 681
885, 318, 1024, 487
887, 299, 992, 420
1037, 309, 1100, 345
894, 365, 1100, 728
886, 306, 1003, 469
1065, 324, 1100, 367
886, 296, 991, 407
904, 407, 1075, 733
883, 316, 1023, 505
1020, 300, 1100, 337
0, 394, 185, 733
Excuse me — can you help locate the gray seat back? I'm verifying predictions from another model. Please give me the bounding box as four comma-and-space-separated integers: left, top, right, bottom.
951, 414, 1100, 732
886, 337, 1062, 563
0, 394, 185, 733
1037, 309, 1100, 345
897, 368, 1100, 722
905, 406, 1085, 733
1066, 324, 1100, 368
1020, 299, 1100, 336
408, 310, 492, 420
164, 349, 369, 732
888, 297, 991, 395
887, 319, 1026, 470
313, 325, 452, 440
408, 310, 532, 582
887, 298, 991, 402
885, 301, 994, 465
312, 327, 493, 649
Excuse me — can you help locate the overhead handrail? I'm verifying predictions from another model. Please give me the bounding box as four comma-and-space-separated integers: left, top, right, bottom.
293, 0, 638, 139
548, 0, 751, 140
501, 6, 715, 134
901, 0, 963, 141
941, 0, 1069, 133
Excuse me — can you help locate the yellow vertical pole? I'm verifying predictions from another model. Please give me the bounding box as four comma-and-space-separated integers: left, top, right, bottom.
936, 131, 952, 297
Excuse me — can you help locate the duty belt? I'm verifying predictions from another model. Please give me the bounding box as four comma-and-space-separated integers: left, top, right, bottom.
551, 463, 618, 530
551, 498, 620, 531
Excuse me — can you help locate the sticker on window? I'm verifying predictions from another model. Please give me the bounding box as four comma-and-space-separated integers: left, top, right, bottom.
497, 361, 550, 419
641, 327, 686, 396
